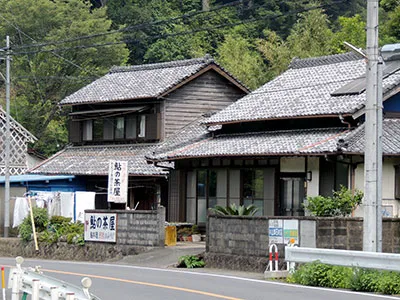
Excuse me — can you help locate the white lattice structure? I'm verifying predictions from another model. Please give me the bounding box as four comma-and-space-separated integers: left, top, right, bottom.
0, 107, 36, 175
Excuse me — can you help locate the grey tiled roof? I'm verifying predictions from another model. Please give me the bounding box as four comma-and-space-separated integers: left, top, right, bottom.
150, 127, 351, 161
343, 119, 400, 155
150, 115, 211, 159
206, 53, 400, 125
29, 144, 169, 176
60, 55, 245, 105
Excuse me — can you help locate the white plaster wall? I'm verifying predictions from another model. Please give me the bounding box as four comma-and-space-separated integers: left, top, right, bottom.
307, 157, 320, 197
0, 187, 26, 233
280, 157, 305, 172
353, 158, 400, 217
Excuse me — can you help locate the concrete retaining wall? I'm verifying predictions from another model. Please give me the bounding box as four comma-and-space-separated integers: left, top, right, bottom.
206, 215, 400, 272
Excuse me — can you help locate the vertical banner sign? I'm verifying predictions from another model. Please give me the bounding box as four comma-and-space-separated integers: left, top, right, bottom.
283, 219, 299, 244
108, 160, 128, 203
269, 219, 284, 245
84, 212, 117, 242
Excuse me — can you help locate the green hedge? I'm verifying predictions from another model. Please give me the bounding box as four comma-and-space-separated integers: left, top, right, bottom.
288, 261, 400, 295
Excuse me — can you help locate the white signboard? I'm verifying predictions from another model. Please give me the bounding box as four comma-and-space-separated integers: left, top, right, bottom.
108, 160, 128, 203
283, 219, 299, 245
269, 219, 284, 244
84, 212, 117, 242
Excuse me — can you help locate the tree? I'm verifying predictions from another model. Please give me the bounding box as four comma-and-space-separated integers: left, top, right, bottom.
216, 33, 268, 90
331, 15, 366, 53
0, 0, 129, 156
258, 6, 335, 76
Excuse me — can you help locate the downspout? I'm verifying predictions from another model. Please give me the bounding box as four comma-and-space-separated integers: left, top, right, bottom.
339, 114, 351, 129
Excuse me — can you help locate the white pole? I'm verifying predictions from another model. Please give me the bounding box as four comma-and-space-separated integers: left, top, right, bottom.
4, 35, 10, 238
50, 287, 59, 300
10, 272, 19, 300
363, 0, 382, 252
32, 279, 40, 300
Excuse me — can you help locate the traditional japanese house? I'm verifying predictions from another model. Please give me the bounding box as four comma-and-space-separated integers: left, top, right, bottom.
149, 49, 400, 224
30, 56, 249, 213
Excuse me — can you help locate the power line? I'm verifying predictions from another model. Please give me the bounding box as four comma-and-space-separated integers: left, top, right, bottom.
12, 1, 345, 57
11, 0, 245, 50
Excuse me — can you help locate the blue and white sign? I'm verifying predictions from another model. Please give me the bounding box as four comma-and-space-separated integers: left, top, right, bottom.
269, 219, 284, 244
84, 212, 117, 242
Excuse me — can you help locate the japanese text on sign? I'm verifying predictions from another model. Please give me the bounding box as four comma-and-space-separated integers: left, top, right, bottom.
84, 213, 117, 242
108, 160, 128, 203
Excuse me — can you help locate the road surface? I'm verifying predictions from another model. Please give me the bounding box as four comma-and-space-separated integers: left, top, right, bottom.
0, 257, 398, 300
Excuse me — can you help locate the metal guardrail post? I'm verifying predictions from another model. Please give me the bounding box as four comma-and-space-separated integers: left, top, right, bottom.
51, 287, 58, 300
10, 272, 20, 300
66, 293, 75, 300
32, 279, 40, 300
7, 256, 101, 299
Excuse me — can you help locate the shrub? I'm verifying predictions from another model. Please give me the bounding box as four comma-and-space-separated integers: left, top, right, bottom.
177, 255, 205, 268
210, 203, 259, 216
304, 186, 363, 216
289, 262, 400, 295
18, 209, 84, 245
18, 207, 49, 241
290, 261, 332, 287
350, 268, 381, 292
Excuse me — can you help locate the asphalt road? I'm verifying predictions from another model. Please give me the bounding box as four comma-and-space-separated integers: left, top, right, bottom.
0, 257, 399, 300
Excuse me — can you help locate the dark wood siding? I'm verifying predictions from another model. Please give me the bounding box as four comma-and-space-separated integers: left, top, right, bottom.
145, 113, 160, 140
164, 70, 246, 138
69, 119, 81, 143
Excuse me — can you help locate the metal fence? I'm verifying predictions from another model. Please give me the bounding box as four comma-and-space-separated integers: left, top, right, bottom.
285, 247, 400, 271
7, 256, 100, 300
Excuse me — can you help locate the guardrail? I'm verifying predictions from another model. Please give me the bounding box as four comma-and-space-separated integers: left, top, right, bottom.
285, 247, 400, 272
7, 256, 101, 300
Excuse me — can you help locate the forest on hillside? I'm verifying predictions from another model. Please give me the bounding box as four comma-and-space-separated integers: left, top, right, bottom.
0, 0, 399, 156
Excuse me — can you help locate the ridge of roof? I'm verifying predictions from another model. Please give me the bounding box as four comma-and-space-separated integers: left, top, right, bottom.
214, 127, 347, 139
289, 52, 362, 69
110, 54, 214, 73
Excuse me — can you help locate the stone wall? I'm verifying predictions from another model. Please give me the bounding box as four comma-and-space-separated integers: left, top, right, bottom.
206, 215, 400, 272
0, 238, 143, 262
0, 207, 166, 262
87, 207, 166, 247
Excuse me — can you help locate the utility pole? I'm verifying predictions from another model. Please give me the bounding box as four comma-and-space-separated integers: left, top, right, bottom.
363, 0, 382, 252
0, 36, 11, 238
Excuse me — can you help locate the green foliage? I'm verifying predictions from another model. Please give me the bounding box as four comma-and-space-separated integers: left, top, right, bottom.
304, 186, 363, 217
289, 262, 400, 295
0, 0, 128, 156
178, 255, 205, 268
350, 268, 382, 292
217, 34, 268, 90
19, 209, 84, 245
18, 207, 49, 241
290, 261, 332, 287
210, 203, 259, 216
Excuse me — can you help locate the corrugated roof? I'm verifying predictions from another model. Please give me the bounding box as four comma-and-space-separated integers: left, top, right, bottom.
0, 174, 74, 184
205, 52, 400, 125
59, 55, 248, 105
29, 144, 170, 176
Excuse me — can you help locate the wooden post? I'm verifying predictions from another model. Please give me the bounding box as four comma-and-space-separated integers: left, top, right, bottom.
28, 196, 39, 251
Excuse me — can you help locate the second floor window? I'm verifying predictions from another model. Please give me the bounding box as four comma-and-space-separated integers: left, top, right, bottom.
83, 114, 147, 142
